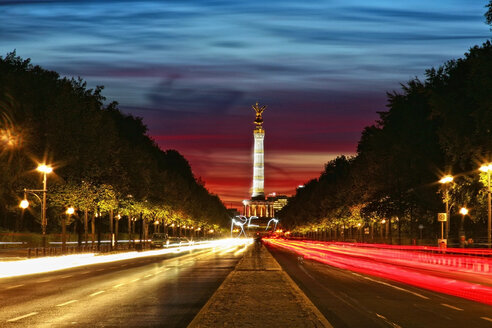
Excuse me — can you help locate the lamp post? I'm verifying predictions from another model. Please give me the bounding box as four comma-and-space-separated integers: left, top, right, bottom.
459, 207, 468, 248
439, 175, 453, 240
64, 207, 74, 253
37, 164, 53, 249
480, 164, 492, 248
19, 164, 53, 250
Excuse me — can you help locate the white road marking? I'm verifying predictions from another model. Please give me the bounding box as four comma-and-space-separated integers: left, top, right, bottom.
131, 278, 140, 283
144, 274, 153, 278
79, 271, 91, 275
481, 317, 492, 323
113, 283, 125, 288
6, 284, 24, 289
7, 312, 38, 322
60, 275, 73, 279
441, 303, 464, 311
375, 313, 402, 328
352, 272, 429, 300
89, 290, 105, 297
57, 300, 78, 307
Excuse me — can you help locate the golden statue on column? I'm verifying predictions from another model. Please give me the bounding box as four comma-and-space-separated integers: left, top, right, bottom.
252, 102, 267, 126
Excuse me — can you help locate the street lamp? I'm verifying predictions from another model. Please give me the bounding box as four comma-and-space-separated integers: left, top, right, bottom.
64, 207, 75, 253
439, 175, 453, 240
37, 164, 53, 249
459, 207, 468, 248
480, 163, 492, 248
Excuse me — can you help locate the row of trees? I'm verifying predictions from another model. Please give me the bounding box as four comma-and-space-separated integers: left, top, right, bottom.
279, 38, 492, 244
0, 51, 229, 243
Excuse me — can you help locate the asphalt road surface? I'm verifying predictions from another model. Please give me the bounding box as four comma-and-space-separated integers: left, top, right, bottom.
267, 244, 492, 328
0, 244, 246, 327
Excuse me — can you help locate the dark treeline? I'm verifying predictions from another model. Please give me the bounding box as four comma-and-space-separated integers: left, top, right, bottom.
0, 51, 228, 238
279, 40, 492, 244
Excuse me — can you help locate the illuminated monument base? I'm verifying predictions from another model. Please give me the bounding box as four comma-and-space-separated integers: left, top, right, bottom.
243, 195, 287, 218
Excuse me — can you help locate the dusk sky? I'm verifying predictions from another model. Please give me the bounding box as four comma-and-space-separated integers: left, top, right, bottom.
1, 0, 490, 209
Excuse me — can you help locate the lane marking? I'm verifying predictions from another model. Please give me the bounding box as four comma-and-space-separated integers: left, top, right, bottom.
120, 264, 127, 267
95, 269, 104, 272
89, 290, 105, 297
441, 303, 463, 311
79, 271, 91, 275
375, 313, 402, 328
352, 272, 429, 300
38, 279, 51, 283
6, 284, 24, 289
60, 275, 73, 279
144, 274, 153, 278
131, 278, 140, 283
113, 283, 125, 288
7, 312, 38, 322
57, 300, 78, 307
481, 317, 492, 323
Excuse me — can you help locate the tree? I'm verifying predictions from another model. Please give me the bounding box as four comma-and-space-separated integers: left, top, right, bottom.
0, 52, 230, 238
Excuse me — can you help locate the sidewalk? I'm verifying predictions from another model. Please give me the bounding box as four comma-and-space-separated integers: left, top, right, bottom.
188, 242, 333, 328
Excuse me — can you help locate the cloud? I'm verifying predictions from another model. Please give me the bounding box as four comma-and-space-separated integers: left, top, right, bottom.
146, 78, 244, 115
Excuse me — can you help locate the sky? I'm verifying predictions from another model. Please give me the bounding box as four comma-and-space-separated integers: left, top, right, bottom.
1, 0, 490, 209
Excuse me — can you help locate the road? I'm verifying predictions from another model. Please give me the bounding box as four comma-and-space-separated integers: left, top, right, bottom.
0, 243, 247, 327
266, 242, 492, 328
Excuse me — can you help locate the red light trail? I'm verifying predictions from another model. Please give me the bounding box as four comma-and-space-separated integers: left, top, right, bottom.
264, 239, 492, 306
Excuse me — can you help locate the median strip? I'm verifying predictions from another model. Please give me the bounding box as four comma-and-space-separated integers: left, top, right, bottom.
188, 243, 333, 328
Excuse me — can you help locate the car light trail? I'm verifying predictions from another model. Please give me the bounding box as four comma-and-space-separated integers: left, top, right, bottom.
264, 239, 492, 306
0, 238, 252, 278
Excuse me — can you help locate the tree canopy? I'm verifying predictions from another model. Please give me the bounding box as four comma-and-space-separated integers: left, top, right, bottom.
279, 40, 492, 242
0, 51, 229, 233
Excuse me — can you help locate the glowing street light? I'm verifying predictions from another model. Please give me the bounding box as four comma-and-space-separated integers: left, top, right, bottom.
480, 164, 492, 248
37, 164, 53, 174
19, 199, 29, 209
439, 175, 453, 240
63, 207, 75, 253
459, 207, 468, 248
439, 175, 453, 184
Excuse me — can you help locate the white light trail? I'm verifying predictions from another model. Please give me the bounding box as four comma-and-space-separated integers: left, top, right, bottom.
0, 238, 252, 279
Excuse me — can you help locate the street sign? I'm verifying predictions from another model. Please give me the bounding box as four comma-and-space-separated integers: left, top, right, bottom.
438, 213, 447, 222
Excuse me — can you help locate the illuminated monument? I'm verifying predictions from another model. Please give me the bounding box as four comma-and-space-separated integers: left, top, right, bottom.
251, 102, 266, 199
243, 103, 287, 218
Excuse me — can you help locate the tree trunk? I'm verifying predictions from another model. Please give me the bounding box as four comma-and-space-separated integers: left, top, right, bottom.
84, 209, 88, 245
115, 216, 119, 249
91, 212, 95, 247
109, 209, 114, 250
62, 215, 67, 253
